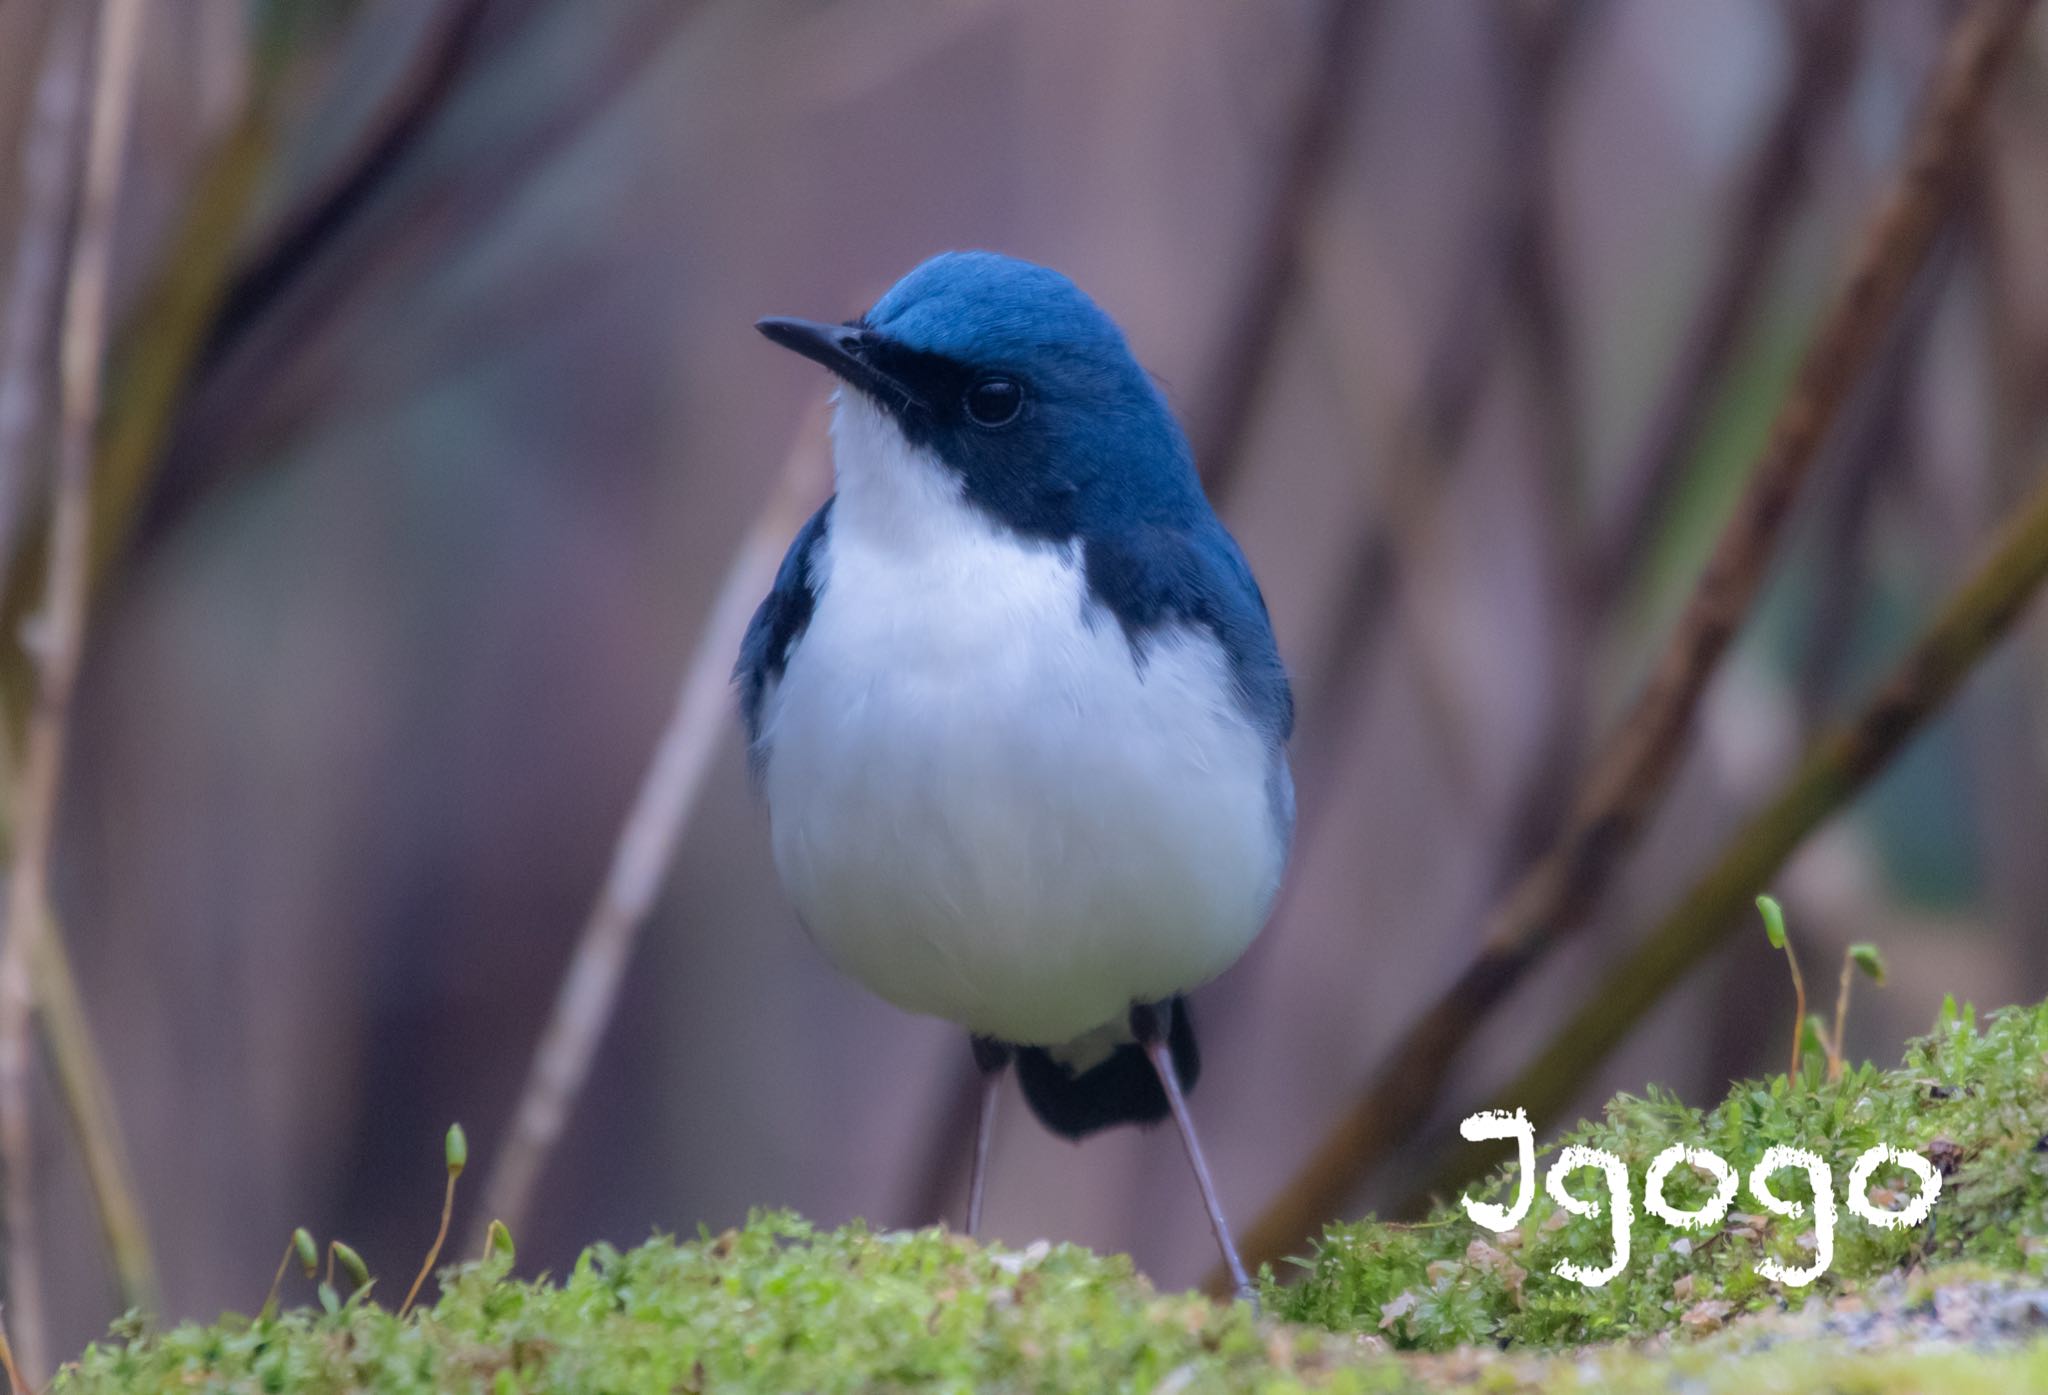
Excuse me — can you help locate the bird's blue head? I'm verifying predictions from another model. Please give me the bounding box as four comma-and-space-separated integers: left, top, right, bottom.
757, 251, 1205, 540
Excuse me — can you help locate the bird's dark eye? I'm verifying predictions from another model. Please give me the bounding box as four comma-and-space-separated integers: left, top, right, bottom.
963, 377, 1024, 427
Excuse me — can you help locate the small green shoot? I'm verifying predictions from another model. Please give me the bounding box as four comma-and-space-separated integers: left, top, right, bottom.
1801, 1014, 1830, 1083
1757, 895, 1806, 1080
482, 1219, 515, 1264
262, 1227, 321, 1320
1758, 895, 1787, 950
330, 1241, 371, 1295
1828, 942, 1891, 1081
401, 1124, 467, 1318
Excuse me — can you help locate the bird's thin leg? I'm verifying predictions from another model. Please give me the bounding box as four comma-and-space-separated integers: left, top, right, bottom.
966, 1036, 1011, 1237
1132, 1003, 1256, 1305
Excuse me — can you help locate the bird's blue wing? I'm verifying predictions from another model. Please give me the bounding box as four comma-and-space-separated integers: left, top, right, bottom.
735, 497, 835, 749
1081, 520, 1293, 746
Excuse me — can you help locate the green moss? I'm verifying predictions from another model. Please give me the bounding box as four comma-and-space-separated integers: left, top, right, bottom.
52, 1000, 2048, 1392
59, 1217, 1407, 1395
56, 1230, 2048, 1394
1276, 997, 2048, 1348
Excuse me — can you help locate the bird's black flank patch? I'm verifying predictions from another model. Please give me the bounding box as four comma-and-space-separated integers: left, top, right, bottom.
735, 497, 835, 753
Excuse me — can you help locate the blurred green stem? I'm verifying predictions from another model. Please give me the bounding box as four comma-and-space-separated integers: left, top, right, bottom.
0, 0, 157, 1374
0, 104, 282, 1329
0, 4, 304, 1335
0, 0, 496, 1327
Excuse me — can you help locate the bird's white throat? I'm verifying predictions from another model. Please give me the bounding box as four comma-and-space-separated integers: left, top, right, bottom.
754, 394, 1286, 1048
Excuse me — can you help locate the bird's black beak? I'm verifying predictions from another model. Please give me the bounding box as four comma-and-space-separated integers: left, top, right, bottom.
755, 316, 924, 412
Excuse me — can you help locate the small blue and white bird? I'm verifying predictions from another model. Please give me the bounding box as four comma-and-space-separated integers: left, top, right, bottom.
739, 251, 1293, 1297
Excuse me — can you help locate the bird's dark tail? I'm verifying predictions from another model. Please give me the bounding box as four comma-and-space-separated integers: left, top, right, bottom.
1013, 998, 1200, 1140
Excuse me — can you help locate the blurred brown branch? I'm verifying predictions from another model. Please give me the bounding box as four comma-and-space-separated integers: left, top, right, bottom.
0, 5, 90, 590
1477, 0, 1600, 878
1308, 0, 1854, 854
1419, 438, 2048, 1206
199, 0, 493, 371
473, 414, 831, 1245
0, 0, 377, 1350
0, 6, 92, 1365
135, 0, 494, 554
1195, 0, 1383, 502
0, 0, 700, 1335
0, 106, 286, 1347
0, 0, 155, 1377
1797, 230, 1959, 729
1590, 0, 1862, 600
135, 2, 683, 559
0, 20, 308, 710
1229, 0, 2038, 1289
3, 2, 694, 1323
0, 1313, 23, 1395
1294, 0, 1603, 824
0, 3, 330, 1337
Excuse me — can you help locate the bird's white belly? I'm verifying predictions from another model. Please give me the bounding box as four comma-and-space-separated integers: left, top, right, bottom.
757, 528, 1286, 1046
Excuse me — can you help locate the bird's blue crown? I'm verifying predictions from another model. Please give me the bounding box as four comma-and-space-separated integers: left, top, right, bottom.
746, 250, 1294, 750
846, 251, 1206, 538
864, 251, 1134, 368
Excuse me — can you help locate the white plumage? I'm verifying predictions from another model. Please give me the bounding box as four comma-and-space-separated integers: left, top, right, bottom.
755, 395, 1288, 1049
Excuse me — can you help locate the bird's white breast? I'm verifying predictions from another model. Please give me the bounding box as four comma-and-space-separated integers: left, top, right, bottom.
754, 398, 1287, 1047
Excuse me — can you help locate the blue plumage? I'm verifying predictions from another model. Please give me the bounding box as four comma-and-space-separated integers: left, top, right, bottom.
739, 252, 1291, 752
741, 252, 1290, 1295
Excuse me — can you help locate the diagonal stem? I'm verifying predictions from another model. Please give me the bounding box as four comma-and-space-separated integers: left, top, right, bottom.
471, 417, 829, 1245
0, 0, 157, 1376
1590, 0, 1862, 600
1194, 0, 1385, 503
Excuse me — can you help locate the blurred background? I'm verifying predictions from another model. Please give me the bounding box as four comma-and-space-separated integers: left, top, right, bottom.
2, 0, 2047, 1355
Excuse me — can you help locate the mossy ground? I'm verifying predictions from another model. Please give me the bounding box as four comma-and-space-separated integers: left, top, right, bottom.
1279, 996, 2048, 1347
55, 999, 2048, 1393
